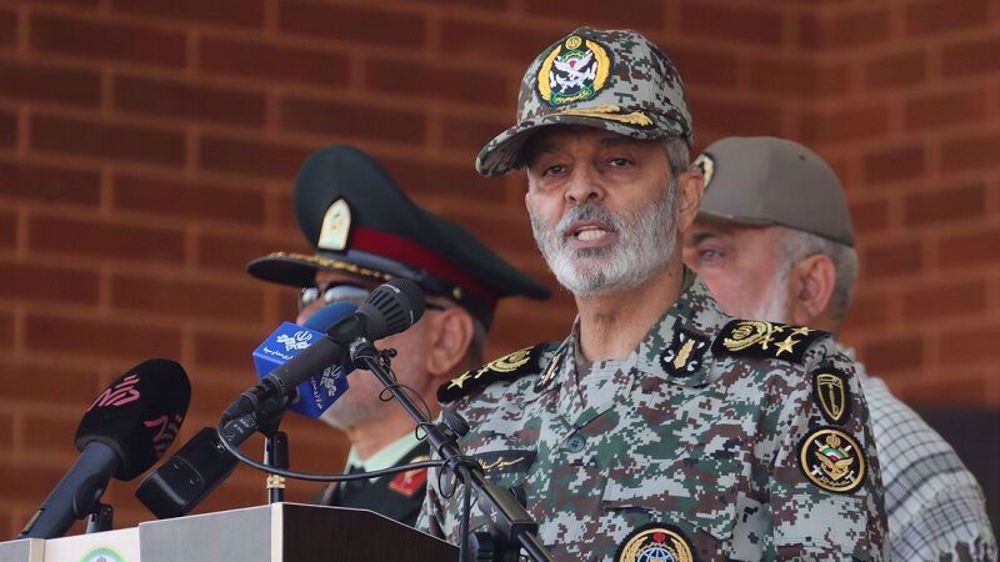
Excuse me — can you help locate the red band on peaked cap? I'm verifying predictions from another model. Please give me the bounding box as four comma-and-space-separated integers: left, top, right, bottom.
350, 227, 498, 306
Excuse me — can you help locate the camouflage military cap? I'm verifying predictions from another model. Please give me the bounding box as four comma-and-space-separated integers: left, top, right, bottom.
476, 27, 693, 177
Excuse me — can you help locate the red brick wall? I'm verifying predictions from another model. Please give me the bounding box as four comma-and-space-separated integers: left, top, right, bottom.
0, 0, 997, 537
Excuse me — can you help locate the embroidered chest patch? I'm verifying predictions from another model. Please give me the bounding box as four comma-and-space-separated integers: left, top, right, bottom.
616, 524, 694, 562
475, 449, 536, 476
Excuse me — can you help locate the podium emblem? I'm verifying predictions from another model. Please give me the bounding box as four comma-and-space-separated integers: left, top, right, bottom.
80, 547, 126, 562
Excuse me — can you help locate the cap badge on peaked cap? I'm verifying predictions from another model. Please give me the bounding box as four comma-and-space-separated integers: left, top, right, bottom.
537, 35, 612, 107
317, 198, 352, 252
692, 153, 715, 190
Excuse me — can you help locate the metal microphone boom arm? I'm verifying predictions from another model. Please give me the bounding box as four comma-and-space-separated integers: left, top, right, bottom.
349, 337, 554, 562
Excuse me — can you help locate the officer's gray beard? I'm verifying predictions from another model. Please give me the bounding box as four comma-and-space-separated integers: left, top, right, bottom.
530, 185, 678, 297
317, 400, 376, 431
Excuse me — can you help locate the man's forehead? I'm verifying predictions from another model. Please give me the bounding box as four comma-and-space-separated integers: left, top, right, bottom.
526, 126, 657, 155
688, 219, 780, 242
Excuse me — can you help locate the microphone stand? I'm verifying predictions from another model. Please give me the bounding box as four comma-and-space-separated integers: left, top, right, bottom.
249, 397, 290, 504
84, 502, 113, 534
349, 338, 554, 562
261, 428, 289, 504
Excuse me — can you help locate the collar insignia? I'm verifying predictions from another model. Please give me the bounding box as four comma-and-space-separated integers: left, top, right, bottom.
537, 35, 612, 107
812, 368, 852, 425
533, 345, 567, 393
317, 198, 352, 252
660, 326, 710, 378
798, 427, 867, 495
437, 344, 547, 403
712, 320, 827, 364
387, 455, 429, 498
616, 524, 694, 562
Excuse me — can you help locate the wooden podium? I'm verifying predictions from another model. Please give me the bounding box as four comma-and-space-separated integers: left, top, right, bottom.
0, 503, 457, 562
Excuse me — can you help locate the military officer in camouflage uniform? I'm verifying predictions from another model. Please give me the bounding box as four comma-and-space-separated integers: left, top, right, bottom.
417, 28, 888, 561
683, 136, 997, 562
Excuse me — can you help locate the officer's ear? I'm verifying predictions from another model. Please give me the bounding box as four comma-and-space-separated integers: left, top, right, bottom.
425, 307, 476, 379
675, 169, 704, 234
788, 253, 836, 327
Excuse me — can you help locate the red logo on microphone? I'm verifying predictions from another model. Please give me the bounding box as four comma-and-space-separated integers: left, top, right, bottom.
144, 414, 183, 457
88, 374, 141, 410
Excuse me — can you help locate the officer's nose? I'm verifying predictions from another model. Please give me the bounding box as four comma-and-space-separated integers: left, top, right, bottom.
296, 302, 322, 325
564, 165, 605, 205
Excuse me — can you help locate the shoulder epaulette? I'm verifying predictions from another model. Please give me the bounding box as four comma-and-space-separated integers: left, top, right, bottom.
711, 319, 829, 364
437, 343, 548, 403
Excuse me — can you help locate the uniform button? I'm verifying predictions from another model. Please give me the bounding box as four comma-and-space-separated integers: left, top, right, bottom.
566, 434, 586, 453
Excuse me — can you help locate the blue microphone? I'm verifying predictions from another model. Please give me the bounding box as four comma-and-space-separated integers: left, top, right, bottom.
251, 302, 357, 419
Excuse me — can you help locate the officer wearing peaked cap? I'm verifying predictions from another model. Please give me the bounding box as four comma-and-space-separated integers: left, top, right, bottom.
248, 144, 550, 526
417, 28, 888, 561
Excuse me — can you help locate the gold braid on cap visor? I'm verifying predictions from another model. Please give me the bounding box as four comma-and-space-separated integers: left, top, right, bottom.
269, 252, 394, 283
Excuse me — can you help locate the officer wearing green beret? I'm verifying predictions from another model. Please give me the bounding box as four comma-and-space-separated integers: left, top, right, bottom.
417, 28, 888, 561
248, 145, 549, 526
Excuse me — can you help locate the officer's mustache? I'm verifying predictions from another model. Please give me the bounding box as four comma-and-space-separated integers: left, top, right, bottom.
552, 203, 625, 247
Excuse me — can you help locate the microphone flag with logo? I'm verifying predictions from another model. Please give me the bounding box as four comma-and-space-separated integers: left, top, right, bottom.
251, 302, 357, 418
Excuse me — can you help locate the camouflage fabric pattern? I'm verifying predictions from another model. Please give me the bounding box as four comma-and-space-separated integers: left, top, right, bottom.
476, 28, 693, 177
418, 278, 888, 561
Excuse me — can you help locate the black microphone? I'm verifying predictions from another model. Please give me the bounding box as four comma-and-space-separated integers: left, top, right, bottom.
19, 359, 191, 538
223, 278, 425, 421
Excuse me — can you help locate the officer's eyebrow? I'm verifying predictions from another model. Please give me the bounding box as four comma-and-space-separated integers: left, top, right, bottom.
684, 230, 727, 247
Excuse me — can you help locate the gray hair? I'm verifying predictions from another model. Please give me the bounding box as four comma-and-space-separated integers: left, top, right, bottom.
776, 227, 859, 325
664, 137, 690, 179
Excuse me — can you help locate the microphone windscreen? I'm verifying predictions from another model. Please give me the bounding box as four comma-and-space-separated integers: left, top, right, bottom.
75, 359, 191, 481
303, 301, 357, 332
359, 278, 425, 340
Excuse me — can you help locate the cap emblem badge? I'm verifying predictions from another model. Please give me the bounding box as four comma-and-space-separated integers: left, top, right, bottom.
318, 198, 352, 252
537, 35, 611, 107
692, 153, 715, 189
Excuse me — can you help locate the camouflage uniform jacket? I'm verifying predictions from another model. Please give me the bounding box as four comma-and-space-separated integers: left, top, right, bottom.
418, 278, 888, 561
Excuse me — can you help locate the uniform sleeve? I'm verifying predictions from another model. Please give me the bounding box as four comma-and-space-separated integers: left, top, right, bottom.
765, 345, 888, 560
416, 463, 449, 539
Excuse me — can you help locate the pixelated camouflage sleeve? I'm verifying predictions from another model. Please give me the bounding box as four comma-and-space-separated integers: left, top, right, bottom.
765, 343, 888, 560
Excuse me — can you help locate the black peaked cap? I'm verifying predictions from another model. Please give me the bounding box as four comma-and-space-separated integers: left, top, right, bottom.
247, 145, 550, 328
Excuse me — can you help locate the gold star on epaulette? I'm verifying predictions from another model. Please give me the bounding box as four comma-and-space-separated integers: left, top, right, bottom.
447, 371, 472, 390
775, 336, 798, 356
437, 343, 549, 403
712, 320, 829, 364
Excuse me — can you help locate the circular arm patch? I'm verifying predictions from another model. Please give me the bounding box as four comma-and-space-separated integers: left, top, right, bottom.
798, 427, 867, 494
